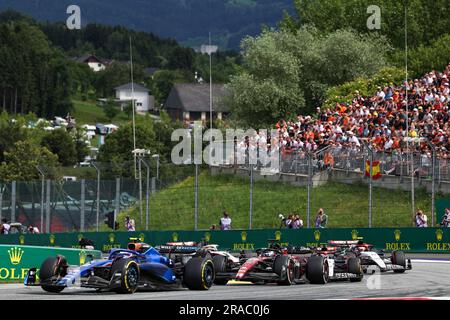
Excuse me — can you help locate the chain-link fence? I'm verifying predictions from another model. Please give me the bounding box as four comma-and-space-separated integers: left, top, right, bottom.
0, 142, 446, 233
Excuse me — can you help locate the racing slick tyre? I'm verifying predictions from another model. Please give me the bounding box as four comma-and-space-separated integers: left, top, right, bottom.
273, 255, 294, 286
39, 256, 68, 293
184, 257, 215, 290
212, 255, 229, 285
347, 257, 363, 282
391, 251, 406, 273
306, 255, 329, 284
111, 258, 140, 294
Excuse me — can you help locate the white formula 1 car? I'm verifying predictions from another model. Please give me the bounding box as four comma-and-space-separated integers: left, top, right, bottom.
328, 240, 412, 273
157, 242, 241, 284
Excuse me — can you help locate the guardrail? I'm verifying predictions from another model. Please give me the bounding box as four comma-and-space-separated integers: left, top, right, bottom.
1, 228, 449, 254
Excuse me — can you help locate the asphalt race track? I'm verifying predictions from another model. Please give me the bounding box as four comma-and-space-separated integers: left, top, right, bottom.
1, 259, 450, 300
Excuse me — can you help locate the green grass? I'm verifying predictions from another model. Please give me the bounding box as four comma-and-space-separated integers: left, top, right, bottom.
60, 166, 98, 179
72, 99, 132, 126
118, 172, 432, 231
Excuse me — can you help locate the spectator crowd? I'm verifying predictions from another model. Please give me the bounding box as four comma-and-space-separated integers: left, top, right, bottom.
275, 65, 450, 162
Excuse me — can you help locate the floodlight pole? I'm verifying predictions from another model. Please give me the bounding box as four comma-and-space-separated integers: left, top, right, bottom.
209, 32, 213, 130
404, 0, 415, 218
130, 36, 137, 179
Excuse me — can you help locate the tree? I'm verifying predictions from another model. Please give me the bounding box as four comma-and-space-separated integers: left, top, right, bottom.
73, 128, 90, 163
0, 140, 59, 181
227, 27, 389, 126
149, 69, 191, 105
93, 62, 146, 98
0, 20, 73, 118
41, 129, 78, 166
103, 99, 120, 121
97, 118, 158, 176
0, 113, 28, 162
280, 0, 448, 50
391, 34, 450, 79
123, 102, 133, 119
324, 66, 406, 109
168, 47, 195, 70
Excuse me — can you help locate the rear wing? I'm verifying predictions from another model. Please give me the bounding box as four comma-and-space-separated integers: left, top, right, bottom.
328, 240, 359, 246
328, 240, 374, 250
166, 242, 198, 246
156, 243, 199, 254
288, 246, 314, 254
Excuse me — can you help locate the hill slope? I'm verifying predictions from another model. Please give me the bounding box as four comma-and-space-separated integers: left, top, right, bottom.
0, 0, 294, 49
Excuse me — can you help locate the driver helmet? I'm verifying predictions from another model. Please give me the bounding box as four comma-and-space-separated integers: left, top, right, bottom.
264, 250, 275, 257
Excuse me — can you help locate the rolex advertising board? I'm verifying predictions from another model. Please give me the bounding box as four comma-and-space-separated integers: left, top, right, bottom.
0, 245, 101, 282
0, 228, 450, 257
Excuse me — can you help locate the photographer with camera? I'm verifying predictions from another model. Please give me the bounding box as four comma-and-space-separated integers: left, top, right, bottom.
125, 215, 136, 231
219, 211, 232, 230
292, 214, 304, 229
441, 208, 450, 228
314, 208, 328, 228
414, 210, 428, 228
0, 218, 10, 234
279, 213, 293, 229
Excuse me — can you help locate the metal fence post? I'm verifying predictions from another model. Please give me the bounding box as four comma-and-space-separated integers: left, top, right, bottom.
364, 142, 373, 228
249, 164, 254, 229
411, 151, 415, 218
46, 179, 51, 233
11, 181, 16, 223
307, 152, 312, 228
369, 152, 373, 228
80, 179, 85, 232
194, 164, 199, 230
40, 177, 44, 232
151, 177, 156, 194
115, 177, 120, 231
0, 185, 4, 224
140, 159, 150, 231
424, 138, 436, 226
36, 166, 45, 233
92, 163, 101, 232
431, 150, 436, 226
138, 157, 143, 228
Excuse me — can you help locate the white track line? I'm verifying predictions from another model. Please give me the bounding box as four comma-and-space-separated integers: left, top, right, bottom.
411, 259, 450, 263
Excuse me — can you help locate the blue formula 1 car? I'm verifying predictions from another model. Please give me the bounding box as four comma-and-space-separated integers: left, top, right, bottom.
24, 239, 215, 294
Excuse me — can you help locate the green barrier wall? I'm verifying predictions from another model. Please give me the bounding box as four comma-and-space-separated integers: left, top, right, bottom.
1, 228, 450, 253
0, 245, 102, 282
